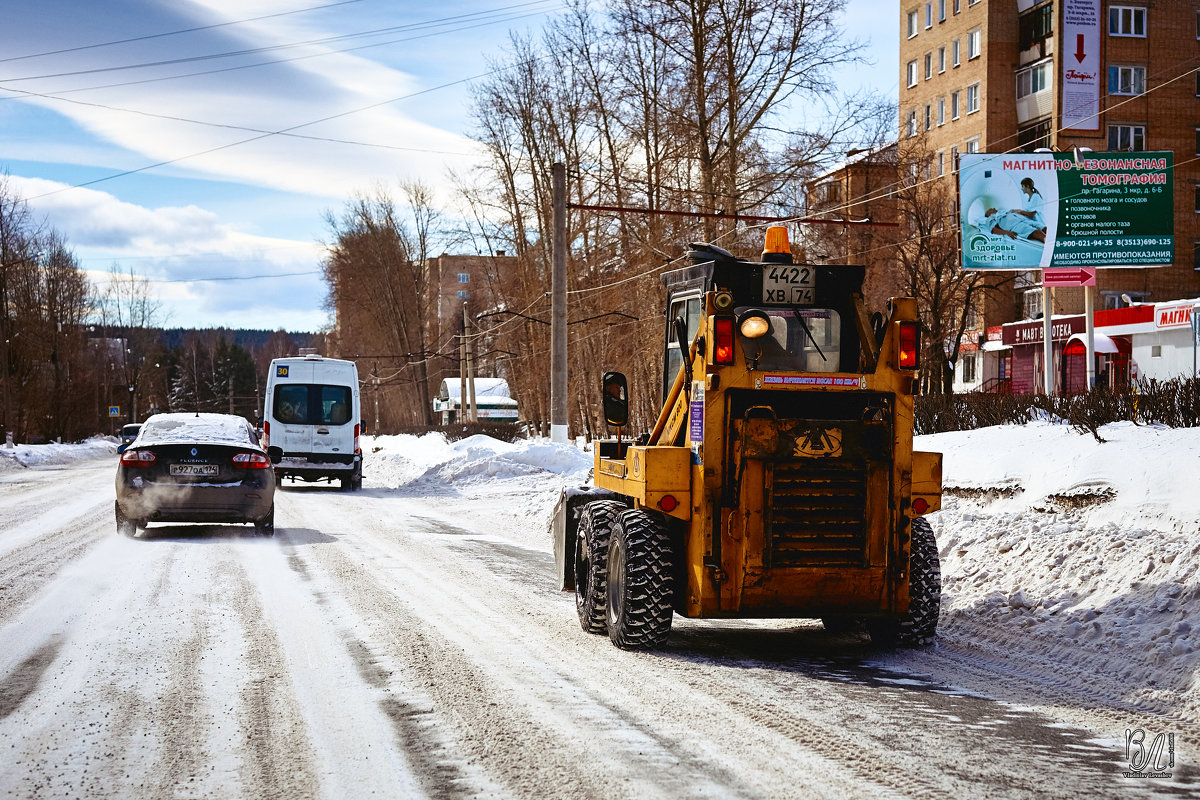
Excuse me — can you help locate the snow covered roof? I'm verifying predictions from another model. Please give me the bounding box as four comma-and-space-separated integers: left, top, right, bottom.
438, 378, 512, 401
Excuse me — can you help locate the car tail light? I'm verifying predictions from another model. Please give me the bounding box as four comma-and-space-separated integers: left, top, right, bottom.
898, 321, 920, 370
232, 452, 272, 469
354, 423, 361, 455
262, 420, 270, 445
120, 450, 156, 467
714, 316, 735, 365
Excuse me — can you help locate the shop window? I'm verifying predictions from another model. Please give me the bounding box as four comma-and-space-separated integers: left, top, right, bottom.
962, 352, 978, 383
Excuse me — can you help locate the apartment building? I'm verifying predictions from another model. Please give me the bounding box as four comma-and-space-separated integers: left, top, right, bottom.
899, 0, 1200, 391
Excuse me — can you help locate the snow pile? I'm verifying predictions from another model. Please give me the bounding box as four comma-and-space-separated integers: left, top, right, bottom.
0, 437, 117, 471
368, 433, 591, 491
923, 420, 1200, 719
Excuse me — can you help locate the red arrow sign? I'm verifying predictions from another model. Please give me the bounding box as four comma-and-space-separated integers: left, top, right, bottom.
1044, 267, 1097, 287
1075, 34, 1086, 63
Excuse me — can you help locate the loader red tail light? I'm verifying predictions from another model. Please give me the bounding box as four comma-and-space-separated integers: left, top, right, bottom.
714, 316, 735, 365
898, 321, 920, 370
658, 495, 679, 513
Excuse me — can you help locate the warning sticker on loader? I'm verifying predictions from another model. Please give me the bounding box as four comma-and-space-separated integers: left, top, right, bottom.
689, 381, 705, 445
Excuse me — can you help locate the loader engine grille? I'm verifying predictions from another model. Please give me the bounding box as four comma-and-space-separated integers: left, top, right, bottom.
766, 460, 868, 566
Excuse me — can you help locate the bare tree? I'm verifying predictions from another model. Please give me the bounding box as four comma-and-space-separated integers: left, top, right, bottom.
98, 267, 166, 422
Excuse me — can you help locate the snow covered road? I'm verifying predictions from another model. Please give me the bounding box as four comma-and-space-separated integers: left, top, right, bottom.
0, 436, 1196, 799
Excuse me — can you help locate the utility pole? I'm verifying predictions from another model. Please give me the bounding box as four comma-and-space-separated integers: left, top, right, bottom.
550, 161, 568, 443
463, 304, 478, 422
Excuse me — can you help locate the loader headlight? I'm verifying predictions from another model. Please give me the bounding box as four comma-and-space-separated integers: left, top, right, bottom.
737, 310, 771, 339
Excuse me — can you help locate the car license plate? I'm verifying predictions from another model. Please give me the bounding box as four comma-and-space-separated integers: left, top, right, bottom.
169, 464, 218, 476
762, 265, 815, 304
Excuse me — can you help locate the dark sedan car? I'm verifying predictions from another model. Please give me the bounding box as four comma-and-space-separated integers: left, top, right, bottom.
115, 413, 279, 536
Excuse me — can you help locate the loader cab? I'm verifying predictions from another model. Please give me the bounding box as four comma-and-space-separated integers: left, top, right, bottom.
663, 293, 702, 401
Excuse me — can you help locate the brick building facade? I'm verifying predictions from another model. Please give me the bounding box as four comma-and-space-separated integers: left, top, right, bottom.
898, 0, 1200, 391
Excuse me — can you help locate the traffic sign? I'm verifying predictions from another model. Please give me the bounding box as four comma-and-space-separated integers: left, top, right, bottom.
108, 406, 121, 418
1043, 267, 1096, 287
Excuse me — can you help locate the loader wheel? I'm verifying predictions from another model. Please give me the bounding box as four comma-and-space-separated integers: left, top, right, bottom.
870, 517, 941, 648
574, 500, 624, 634
606, 509, 674, 650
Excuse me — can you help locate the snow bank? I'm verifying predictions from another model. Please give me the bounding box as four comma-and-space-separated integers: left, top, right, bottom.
0, 437, 117, 471
922, 420, 1200, 719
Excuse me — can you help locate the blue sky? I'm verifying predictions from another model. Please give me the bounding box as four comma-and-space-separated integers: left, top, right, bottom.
0, 0, 898, 331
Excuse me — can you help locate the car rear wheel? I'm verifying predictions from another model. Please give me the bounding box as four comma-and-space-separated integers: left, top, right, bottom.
254, 505, 275, 536
115, 501, 136, 537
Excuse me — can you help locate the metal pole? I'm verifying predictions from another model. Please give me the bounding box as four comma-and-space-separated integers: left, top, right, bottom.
1085, 285, 1096, 389
463, 303, 478, 422
550, 161, 568, 443
1041, 283, 1053, 395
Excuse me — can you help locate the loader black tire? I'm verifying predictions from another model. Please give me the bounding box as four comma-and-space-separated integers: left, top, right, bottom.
606, 509, 674, 650
870, 517, 941, 647
574, 500, 624, 634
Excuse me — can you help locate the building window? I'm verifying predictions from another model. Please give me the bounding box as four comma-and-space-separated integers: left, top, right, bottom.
1023, 289, 1043, 319
937, 97, 946, 125
925, 2, 933, 28
1195, 241, 1200, 270
457, 290, 469, 299
962, 352, 978, 383
1195, 128, 1200, 155
925, 52, 933, 79
938, 46, 946, 72
906, 110, 918, 137
908, 9, 919, 37
937, 151, 945, 176
1151, 344, 1162, 358
954, 0, 960, 12
924, 104, 932, 130
952, 39, 961, 66
1107, 65, 1145, 95
950, 145, 959, 170
966, 83, 980, 113
907, 60, 919, 87
965, 136, 980, 154
1196, 71, 1200, 96
1016, 61, 1051, 99
1018, 119, 1053, 152
1107, 124, 1145, 151
939, 0, 946, 22
1108, 5, 1146, 37
1020, 4, 1054, 51
951, 90, 960, 119
1194, 185, 1199, 212
457, 272, 470, 283
821, 181, 842, 203
967, 27, 981, 59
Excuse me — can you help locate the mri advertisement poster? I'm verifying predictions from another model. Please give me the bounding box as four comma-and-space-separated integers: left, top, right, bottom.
958, 152, 1173, 270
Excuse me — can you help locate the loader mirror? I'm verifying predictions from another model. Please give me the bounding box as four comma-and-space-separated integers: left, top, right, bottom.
601, 371, 629, 427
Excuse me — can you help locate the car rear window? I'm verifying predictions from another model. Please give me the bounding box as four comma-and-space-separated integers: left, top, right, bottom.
139, 414, 256, 445
274, 384, 353, 425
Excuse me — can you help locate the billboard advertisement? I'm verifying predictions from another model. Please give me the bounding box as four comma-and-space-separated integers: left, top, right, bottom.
959, 152, 1173, 270
1062, 0, 1101, 131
